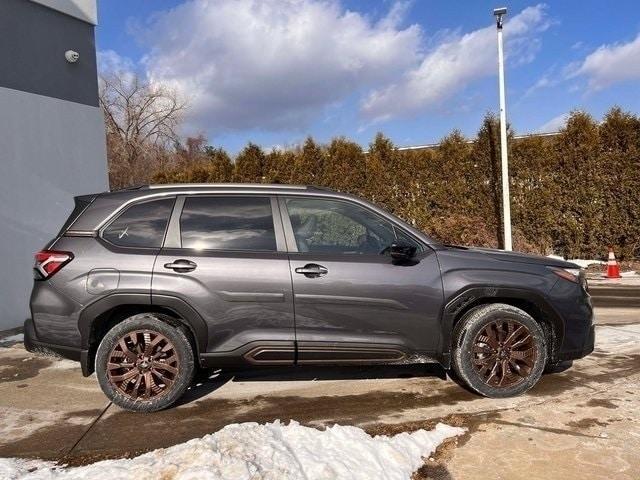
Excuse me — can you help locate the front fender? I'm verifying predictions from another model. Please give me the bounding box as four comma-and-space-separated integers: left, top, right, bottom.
437, 286, 565, 368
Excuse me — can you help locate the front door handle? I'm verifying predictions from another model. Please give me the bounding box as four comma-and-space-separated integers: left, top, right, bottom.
164, 259, 197, 273
295, 263, 328, 277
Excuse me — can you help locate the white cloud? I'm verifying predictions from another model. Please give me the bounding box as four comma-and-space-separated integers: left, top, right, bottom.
114, 1, 553, 134
376, 0, 413, 30
97, 50, 136, 78
139, 0, 422, 133
537, 112, 568, 132
569, 33, 640, 90
524, 74, 553, 97
360, 4, 550, 122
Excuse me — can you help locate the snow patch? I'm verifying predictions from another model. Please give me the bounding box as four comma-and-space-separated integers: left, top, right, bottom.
0, 459, 58, 480
547, 255, 604, 269
0, 420, 465, 480
569, 259, 605, 269
620, 270, 637, 277
0, 334, 24, 345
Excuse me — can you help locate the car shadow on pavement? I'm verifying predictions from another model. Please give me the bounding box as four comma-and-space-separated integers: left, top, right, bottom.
176, 363, 449, 406
176, 350, 640, 408
232, 363, 448, 381
176, 369, 234, 406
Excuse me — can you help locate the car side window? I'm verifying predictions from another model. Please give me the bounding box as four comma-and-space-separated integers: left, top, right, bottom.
285, 197, 415, 254
180, 196, 277, 251
102, 198, 175, 248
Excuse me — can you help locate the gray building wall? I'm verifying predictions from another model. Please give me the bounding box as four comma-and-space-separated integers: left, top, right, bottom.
0, 0, 107, 330
0, 0, 99, 106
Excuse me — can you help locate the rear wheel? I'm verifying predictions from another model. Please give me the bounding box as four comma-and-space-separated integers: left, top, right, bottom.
452, 303, 547, 398
96, 313, 195, 412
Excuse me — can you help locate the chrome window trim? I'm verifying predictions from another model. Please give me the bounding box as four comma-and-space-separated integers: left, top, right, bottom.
92, 189, 439, 247
63, 230, 97, 237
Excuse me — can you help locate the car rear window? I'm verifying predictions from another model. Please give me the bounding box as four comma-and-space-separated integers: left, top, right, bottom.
102, 198, 175, 248
180, 196, 276, 251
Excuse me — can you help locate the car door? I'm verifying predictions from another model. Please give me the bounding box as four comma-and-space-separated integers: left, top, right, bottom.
152, 194, 296, 365
280, 195, 443, 364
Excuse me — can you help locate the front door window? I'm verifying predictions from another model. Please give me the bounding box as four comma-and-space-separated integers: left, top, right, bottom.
284, 197, 405, 254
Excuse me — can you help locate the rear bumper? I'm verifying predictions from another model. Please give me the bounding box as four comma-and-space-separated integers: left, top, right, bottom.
24, 319, 92, 376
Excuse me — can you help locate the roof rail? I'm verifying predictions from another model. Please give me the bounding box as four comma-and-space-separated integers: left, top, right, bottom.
109, 184, 146, 192
145, 183, 309, 190
307, 185, 336, 192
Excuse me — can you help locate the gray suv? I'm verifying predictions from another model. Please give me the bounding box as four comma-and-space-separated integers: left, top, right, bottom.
25, 184, 594, 411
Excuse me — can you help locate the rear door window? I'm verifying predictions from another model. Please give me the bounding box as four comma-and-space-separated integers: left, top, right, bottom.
180, 196, 277, 251
102, 198, 175, 248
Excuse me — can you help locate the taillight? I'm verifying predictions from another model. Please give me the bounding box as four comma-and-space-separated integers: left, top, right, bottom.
34, 250, 73, 280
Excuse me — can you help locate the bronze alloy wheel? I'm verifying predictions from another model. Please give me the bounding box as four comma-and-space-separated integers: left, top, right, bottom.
107, 330, 180, 401
471, 319, 537, 388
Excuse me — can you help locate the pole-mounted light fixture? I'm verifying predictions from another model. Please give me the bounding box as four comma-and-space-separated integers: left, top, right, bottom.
493, 7, 507, 28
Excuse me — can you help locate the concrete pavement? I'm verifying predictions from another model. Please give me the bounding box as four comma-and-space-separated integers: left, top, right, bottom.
0, 305, 639, 479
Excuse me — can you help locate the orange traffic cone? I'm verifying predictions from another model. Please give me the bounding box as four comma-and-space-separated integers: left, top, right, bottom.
605, 247, 621, 279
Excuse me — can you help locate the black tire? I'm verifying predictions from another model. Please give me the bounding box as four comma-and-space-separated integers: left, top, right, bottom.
451, 303, 547, 398
96, 313, 195, 412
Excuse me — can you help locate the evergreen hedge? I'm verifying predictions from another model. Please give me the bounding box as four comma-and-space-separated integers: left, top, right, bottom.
152, 108, 640, 259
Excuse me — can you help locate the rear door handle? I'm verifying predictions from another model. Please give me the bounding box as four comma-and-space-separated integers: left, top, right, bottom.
164, 259, 197, 273
295, 263, 328, 277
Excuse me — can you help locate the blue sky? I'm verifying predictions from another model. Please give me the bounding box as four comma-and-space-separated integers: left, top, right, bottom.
96, 0, 640, 153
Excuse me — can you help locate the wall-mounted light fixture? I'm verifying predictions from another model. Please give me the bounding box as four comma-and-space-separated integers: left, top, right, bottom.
65, 50, 80, 63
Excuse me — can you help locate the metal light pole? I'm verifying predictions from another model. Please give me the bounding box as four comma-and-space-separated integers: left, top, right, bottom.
494, 7, 512, 251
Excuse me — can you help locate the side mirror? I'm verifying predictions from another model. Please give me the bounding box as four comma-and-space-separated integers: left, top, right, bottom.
389, 243, 417, 262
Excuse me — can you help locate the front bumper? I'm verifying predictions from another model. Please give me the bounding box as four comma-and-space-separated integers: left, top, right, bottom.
24, 319, 91, 376
556, 324, 595, 361
547, 274, 596, 362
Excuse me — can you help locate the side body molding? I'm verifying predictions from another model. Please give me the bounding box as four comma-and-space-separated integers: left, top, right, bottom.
438, 286, 565, 368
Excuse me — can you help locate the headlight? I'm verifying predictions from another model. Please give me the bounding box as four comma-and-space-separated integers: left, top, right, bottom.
549, 267, 588, 291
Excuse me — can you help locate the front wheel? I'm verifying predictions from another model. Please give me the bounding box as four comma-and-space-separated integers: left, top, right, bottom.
451, 303, 547, 398
96, 314, 195, 412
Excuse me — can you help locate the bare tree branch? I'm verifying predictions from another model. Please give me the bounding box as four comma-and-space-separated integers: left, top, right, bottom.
99, 72, 187, 188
